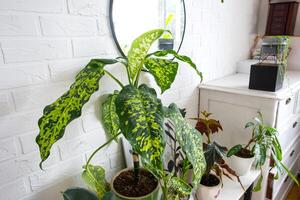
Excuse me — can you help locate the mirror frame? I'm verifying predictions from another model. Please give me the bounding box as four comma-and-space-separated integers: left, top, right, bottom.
108, 0, 187, 57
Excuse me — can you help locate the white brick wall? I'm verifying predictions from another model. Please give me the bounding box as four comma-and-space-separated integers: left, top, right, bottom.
40, 16, 98, 36
0, 15, 39, 36
1, 39, 72, 63
0, 63, 50, 89
0, 0, 260, 199
0, 0, 64, 13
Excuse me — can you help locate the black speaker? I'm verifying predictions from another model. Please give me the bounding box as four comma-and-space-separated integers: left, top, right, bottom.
249, 63, 284, 92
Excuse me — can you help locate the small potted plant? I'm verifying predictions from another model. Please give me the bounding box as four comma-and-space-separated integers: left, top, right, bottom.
249, 36, 290, 92
227, 112, 299, 191
35, 29, 206, 200
193, 111, 243, 200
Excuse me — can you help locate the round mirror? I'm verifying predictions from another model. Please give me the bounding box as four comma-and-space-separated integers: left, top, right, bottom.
109, 0, 186, 57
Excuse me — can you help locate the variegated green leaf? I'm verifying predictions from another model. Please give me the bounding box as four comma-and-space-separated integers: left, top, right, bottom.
82, 164, 109, 199
168, 177, 192, 197
164, 103, 206, 186
127, 29, 165, 80
115, 84, 165, 175
141, 157, 165, 178
203, 142, 227, 174
101, 91, 120, 138
253, 174, 263, 192
36, 59, 117, 168
147, 50, 203, 81
144, 58, 178, 93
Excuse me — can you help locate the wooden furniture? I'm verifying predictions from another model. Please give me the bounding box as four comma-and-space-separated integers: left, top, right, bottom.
266, 1, 299, 35
199, 71, 300, 200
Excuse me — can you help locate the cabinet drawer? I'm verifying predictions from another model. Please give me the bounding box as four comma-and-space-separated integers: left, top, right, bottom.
273, 155, 299, 200
278, 116, 300, 152
277, 95, 296, 124
273, 139, 300, 192
294, 90, 300, 114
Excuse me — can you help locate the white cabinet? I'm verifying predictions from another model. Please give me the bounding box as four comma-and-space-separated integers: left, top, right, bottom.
199, 71, 300, 200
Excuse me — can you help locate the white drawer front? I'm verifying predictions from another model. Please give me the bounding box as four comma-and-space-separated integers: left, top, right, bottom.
273, 155, 299, 200
294, 90, 300, 114
277, 95, 296, 125
273, 138, 300, 192
278, 117, 300, 152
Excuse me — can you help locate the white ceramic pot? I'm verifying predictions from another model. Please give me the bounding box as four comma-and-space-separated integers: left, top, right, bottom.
196, 175, 221, 200
228, 155, 255, 176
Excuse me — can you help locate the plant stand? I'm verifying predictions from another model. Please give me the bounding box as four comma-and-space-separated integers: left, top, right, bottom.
244, 184, 254, 200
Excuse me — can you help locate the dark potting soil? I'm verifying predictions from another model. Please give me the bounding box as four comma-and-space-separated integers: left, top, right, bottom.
235, 148, 254, 158
200, 174, 220, 187
113, 169, 158, 197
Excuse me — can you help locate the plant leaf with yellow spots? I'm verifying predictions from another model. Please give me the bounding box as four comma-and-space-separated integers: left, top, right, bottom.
115, 84, 165, 173
101, 91, 120, 138
147, 50, 203, 81
167, 177, 192, 197
82, 164, 109, 199
144, 58, 178, 94
36, 59, 117, 168
127, 29, 165, 80
164, 103, 206, 186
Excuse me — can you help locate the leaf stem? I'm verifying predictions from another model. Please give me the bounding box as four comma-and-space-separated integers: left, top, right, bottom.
86, 133, 121, 167
104, 70, 124, 88
123, 63, 132, 85
134, 69, 141, 87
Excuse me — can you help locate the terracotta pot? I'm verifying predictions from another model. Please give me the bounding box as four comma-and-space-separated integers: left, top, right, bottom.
228, 155, 255, 176
111, 168, 159, 200
196, 174, 221, 200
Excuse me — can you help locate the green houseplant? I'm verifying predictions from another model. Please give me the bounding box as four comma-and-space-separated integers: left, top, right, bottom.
193, 111, 243, 200
227, 112, 299, 191
35, 29, 206, 200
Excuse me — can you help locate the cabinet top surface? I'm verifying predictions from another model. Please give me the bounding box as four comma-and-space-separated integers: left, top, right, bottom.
199, 71, 300, 99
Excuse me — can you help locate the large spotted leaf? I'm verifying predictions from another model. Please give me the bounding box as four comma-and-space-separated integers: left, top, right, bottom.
115, 84, 165, 174
144, 58, 178, 94
164, 103, 206, 186
82, 164, 109, 199
147, 50, 203, 81
168, 177, 192, 197
36, 59, 117, 168
127, 29, 165, 80
101, 91, 120, 138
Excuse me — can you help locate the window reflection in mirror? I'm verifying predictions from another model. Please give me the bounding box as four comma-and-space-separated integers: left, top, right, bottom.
109, 0, 186, 56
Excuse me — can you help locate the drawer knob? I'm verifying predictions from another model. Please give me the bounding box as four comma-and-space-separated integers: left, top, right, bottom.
286, 98, 291, 105
293, 121, 298, 128
290, 150, 295, 157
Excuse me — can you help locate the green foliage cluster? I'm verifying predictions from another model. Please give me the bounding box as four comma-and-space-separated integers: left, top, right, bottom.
194, 111, 244, 189
227, 112, 299, 191
36, 29, 206, 200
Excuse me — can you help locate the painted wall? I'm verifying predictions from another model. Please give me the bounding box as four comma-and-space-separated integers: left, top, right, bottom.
0, 0, 260, 199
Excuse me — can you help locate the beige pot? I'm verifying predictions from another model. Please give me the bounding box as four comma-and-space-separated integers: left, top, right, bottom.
196, 175, 222, 200
111, 168, 160, 200
228, 155, 255, 176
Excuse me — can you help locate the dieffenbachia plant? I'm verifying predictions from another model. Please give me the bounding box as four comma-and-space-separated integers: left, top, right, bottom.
36, 29, 206, 199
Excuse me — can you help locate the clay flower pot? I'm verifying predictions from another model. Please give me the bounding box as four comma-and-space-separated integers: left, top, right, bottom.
111, 168, 159, 200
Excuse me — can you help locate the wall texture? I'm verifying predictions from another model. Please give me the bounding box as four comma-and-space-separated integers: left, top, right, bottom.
0, 0, 260, 199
